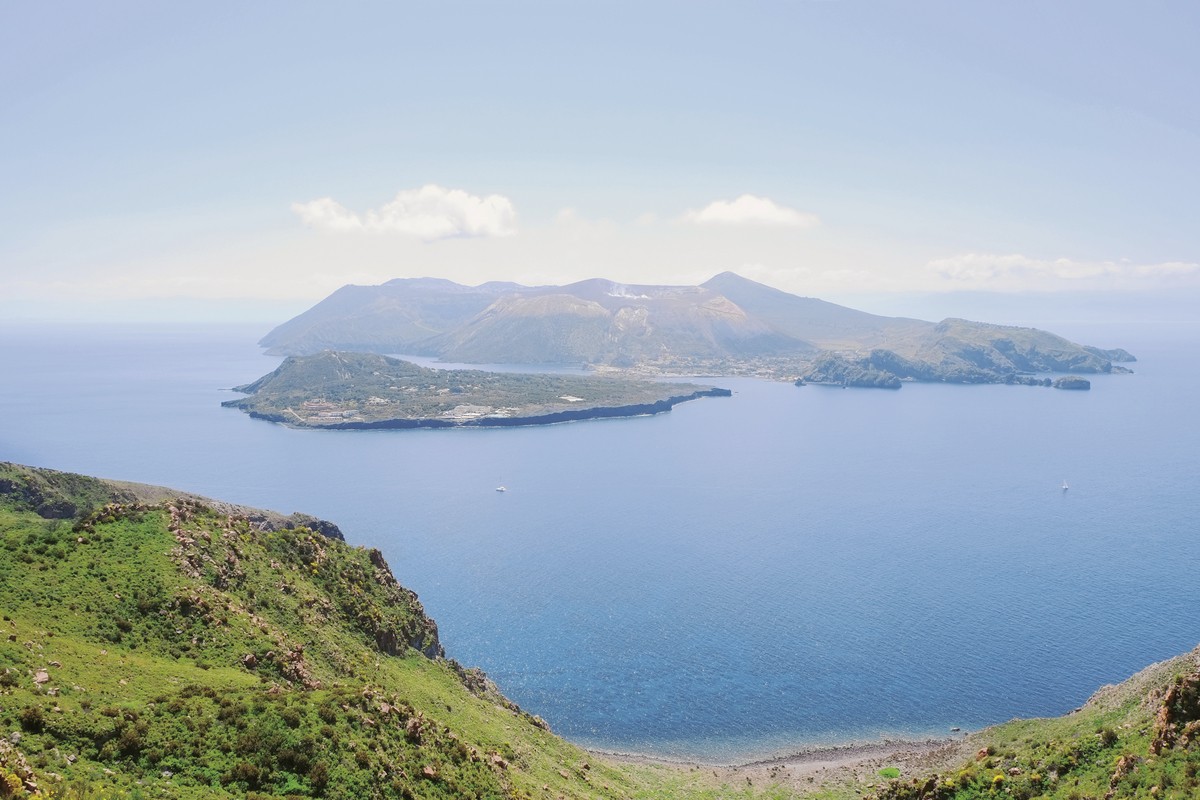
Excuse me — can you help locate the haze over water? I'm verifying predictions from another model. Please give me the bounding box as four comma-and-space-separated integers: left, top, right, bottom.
2, 321, 1198, 763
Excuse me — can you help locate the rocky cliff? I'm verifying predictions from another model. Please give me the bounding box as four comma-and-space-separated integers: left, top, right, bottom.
0, 463, 660, 799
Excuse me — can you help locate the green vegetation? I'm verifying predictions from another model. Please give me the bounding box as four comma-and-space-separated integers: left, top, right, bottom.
3, 461, 1197, 800
872, 649, 1200, 800
0, 463, 786, 799
222, 351, 728, 428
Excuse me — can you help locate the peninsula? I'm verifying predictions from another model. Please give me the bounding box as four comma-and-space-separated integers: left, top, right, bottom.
222, 350, 731, 429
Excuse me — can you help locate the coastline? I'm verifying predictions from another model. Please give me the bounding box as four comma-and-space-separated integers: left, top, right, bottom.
592, 736, 967, 792
227, 387, 732, 430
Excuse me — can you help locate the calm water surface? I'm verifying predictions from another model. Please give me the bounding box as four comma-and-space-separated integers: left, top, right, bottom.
1, 321, 1198, 762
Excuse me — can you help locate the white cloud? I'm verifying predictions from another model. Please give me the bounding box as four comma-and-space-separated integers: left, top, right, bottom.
291, 185, 517, 240
291, 197, 364, 232
682, 194, 820, 228
1131, 261, 1200, 278
927, 253, 1200, 289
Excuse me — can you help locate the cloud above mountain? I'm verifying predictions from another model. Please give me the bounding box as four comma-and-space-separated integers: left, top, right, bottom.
681, 194, 820, 228
928, 253, 1200, 288
292, 185, 517, 240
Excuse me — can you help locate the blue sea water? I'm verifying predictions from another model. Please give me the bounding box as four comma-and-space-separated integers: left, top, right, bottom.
1, 321, 1198, 763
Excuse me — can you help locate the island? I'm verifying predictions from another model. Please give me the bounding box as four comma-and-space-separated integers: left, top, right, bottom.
1052, 376, 1092, 390
222, 350, 732, 429
256, 273, 1135, 390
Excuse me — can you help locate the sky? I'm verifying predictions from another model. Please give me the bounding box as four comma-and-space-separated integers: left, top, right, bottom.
2, 1, 1198, 324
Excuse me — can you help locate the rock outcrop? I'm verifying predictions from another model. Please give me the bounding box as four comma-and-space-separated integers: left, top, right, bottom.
0, 462, 345, 541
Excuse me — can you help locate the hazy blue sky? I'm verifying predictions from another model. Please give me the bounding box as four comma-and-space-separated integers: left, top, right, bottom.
3, 1, 1197, 322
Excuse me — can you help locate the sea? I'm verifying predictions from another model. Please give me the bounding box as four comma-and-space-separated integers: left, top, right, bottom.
1, 320, 1198, 764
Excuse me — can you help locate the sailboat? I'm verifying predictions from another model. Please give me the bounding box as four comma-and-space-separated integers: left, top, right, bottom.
1061, 480, 1069, 491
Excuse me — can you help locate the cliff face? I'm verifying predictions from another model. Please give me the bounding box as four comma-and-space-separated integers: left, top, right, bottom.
0, 461, 346, 540
0, 463, 640, 799
0, 462, 443, 684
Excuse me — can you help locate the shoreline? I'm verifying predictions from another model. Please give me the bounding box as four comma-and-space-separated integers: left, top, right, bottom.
226, 388, 732, 430
591, 736, 968, 792
590, 735, 960, 769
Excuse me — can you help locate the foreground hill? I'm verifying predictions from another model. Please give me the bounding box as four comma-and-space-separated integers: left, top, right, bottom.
0, 463, 725, 799
222, 351, 730, 429
258, 274, 1134, 387
4, 462, 1197, 800
866, 645, 1200, 800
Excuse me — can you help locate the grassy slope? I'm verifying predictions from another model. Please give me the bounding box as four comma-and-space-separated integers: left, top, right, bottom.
2, 462, 1197, 800
0, 463, 772, 800
871, 647, 1200, 800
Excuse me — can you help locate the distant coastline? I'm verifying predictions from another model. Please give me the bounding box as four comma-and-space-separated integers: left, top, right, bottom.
223, 350, 733, 430
589, 734, 959, 770
234, 387, 732, 429
257, 273, 1136, 390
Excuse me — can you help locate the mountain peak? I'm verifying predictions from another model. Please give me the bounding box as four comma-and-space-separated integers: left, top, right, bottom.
257, 275, 1128, 386
703, 271, 795, 297
704, 270, 756, 284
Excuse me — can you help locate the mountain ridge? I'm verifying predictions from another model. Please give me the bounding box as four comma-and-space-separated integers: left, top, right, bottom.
258, 274, 1134, 388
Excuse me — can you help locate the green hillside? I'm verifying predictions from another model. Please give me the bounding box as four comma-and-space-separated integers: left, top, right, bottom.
2, 462, 1197, 800
873, 646, 1200, 800
0, 464, 749, 800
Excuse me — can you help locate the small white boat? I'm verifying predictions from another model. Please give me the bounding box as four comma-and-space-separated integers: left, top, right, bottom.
1061, 480, 1069, 491
495, 486, 507, 493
